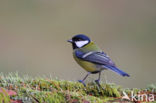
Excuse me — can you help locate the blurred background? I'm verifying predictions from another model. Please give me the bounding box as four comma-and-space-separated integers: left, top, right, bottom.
0, 0, 156, 88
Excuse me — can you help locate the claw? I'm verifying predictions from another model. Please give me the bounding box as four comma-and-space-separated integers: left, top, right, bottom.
95, 80, 101, 87
78, 80, 86, 86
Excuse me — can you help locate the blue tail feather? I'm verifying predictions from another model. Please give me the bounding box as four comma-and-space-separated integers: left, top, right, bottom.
103, 65, 130, 77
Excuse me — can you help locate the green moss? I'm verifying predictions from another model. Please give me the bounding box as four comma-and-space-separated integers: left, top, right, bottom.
0, 72, 155, 102
0, 89, 10, 103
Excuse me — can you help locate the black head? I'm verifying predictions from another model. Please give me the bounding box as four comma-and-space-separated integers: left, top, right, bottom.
67, 34, 91, 49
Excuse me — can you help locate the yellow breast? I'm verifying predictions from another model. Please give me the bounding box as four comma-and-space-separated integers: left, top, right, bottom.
73, 42, 102, 72
74, 57, 98, 72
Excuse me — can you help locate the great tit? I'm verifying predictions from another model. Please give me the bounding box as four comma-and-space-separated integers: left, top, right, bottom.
68, 34, 130, 86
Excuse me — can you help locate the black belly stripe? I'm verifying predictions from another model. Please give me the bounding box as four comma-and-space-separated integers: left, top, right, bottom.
91, 71, 100, 74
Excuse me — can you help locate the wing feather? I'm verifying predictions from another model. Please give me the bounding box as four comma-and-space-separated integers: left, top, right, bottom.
75, 50, 115, 66
75, 50, 130, 77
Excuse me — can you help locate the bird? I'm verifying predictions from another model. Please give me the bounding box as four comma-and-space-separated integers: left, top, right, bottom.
67, 34, 130, 86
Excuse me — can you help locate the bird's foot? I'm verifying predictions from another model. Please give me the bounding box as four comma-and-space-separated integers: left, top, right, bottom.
95, 80, 101, 87
78, 80, 86, 87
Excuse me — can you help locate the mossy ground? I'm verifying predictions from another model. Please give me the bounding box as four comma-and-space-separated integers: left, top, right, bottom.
0, 72, 155, 103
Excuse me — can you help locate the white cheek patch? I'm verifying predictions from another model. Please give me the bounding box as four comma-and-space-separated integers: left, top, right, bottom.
75, 40, 89, 48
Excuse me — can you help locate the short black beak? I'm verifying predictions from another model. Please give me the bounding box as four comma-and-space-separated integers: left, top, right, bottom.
67, 39, 73, 43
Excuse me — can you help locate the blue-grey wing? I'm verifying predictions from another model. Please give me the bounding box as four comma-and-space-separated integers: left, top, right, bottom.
75, 50, 115, 67
75, 50, 130, 77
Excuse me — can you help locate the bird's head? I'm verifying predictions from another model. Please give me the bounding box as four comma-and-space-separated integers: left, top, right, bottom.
68, 34, 91, 49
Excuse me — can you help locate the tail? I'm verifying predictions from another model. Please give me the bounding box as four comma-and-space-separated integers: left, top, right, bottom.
103, 65, 130, 77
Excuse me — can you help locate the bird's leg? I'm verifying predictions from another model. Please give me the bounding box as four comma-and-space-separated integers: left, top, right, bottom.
95, 71, 101, 86
78, 72, 91, 86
